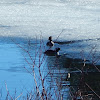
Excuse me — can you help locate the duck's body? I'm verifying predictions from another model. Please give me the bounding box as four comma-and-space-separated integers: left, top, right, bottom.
44, 48, 60, 56
46, 41, 54, 46
46, 36, 54, 47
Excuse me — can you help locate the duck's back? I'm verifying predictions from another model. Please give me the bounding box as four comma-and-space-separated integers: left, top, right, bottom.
44, 50, 55, 54
44, 50, 56, 56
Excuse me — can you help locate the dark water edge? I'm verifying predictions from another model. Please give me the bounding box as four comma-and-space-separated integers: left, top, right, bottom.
55, 54, 100, 99
0, 36, 100, 100
0, 36, 37, 44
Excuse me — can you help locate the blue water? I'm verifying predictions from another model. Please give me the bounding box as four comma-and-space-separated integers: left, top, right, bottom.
0, 39, 34, 98
0, 37, 100, 99
0, 37, 70, 99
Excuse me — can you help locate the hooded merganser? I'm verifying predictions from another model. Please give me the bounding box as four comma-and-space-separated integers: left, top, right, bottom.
46, 36, 54, 47
44, 48, 60, 56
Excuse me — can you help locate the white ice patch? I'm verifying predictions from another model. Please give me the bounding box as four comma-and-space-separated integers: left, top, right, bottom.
0, 0, 99, 40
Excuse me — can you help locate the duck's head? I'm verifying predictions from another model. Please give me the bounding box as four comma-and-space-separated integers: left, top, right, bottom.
48, 36, 52, 41
55, 48, 60, 52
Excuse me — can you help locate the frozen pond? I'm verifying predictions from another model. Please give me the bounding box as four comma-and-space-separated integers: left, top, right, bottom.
0, 0, 100, 40
0, 0, 100, 99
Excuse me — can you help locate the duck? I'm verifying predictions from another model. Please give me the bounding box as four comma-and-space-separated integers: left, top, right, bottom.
46, 36, 54, 47
44, 48, 60, 56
